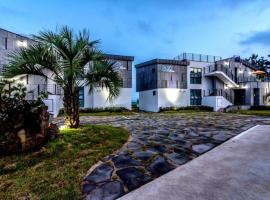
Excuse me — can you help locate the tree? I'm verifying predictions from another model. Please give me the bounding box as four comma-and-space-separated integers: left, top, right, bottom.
4, 26, 122, 128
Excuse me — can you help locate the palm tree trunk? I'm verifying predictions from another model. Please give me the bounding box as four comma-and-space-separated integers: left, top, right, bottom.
63, 87, 80, 128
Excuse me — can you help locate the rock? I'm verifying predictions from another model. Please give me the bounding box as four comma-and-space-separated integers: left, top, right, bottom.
86, 181, 124, 200
165, 152, 189, 165
192, 143, 215, 154
213, 133, 231, 142
82, 183, 96, 194
84, 163, 113, 183
147, 156, 175, 177
133, 151, 156, 161
112, 155, 140, 168
116, 167, 152, 191
147, 144, 167, 153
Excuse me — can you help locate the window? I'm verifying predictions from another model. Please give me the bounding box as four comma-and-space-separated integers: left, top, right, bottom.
152, 68, 155, 73
176, 80, 179, 88
190, 68, 202, 84
79, 87, 84, 107
190, 89, 202, 105
153, 91, 156, 96
0, 37, 7, 50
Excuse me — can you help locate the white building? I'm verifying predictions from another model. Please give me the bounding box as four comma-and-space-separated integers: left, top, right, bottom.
136, 53, 270, 112
0, 28, 134, 117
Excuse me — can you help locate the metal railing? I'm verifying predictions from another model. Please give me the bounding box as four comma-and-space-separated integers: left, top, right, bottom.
204, 89, 233, 103
26, 84, 62, 100
174, 53, 222, 63
204, 64, 236, 83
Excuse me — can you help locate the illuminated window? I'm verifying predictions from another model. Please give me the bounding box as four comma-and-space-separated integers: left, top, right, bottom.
190, 68, 202, 84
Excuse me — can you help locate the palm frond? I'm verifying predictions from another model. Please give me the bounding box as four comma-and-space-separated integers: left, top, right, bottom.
85, 59, 121, 101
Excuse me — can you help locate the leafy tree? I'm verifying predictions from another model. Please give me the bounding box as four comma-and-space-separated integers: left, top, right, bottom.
4, 26, 121, 128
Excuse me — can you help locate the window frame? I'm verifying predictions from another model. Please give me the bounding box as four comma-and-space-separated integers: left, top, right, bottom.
190, 67, 202, 84
190, 89, 202, 105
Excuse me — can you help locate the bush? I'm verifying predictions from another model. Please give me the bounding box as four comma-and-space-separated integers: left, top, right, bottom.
159, 106, 214, 112
0, 82, 56, 154
250, 106, 270, 110
58, 107, 130, 115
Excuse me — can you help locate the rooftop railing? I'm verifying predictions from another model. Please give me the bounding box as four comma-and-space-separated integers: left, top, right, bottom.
174, 53, 222, 63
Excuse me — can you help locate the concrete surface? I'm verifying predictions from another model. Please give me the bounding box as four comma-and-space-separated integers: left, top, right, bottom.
118, 125, 270, 200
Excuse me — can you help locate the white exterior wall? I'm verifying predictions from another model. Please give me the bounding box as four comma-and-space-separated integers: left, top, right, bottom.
90, 88, 131, 110
202, 96, 232, 111
139, 90, 158, 112
157, 88, 189, 108
43, 95, 64, 117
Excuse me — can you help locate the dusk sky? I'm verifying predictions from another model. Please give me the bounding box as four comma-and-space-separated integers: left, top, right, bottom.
1, 0, 270, 99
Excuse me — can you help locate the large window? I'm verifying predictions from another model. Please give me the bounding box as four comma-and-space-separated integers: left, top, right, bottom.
79, 87, 84, 107
190, 89, 202, 105
190, 68, 202, 84
0, 37, 7, 50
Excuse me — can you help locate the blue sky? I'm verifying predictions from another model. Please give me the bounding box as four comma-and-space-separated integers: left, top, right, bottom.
1, 0, 270, 100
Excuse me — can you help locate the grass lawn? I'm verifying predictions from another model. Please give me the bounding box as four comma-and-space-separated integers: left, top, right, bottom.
0, 125, 129, 200
230, 110, 270, 117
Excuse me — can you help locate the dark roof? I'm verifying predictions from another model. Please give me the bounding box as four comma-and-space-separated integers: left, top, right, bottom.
0, 27, 34, 41
136, 59, 189, 68
103, 54, 134, 61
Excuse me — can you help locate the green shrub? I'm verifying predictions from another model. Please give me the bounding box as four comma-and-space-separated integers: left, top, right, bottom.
250, 106, 270, 110
159, 106, 214, 112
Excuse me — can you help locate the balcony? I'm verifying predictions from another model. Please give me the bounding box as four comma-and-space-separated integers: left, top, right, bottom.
204, 64, 239, 88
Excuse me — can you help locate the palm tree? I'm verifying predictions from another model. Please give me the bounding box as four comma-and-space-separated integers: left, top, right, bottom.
4, 26, 122, 128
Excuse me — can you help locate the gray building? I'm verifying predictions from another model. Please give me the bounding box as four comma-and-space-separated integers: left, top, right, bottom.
0, 27, 134, 116
137, 53, 270, 112
0, 28, 35, 74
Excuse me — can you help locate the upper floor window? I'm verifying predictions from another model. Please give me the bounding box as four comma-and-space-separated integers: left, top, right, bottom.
0, 37, 7, 49
190, 67, 202, 84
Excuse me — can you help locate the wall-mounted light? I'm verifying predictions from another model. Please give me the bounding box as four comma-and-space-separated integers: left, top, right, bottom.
238, 69, 244, 74
224, 61, 229, 66
16, 40, 28, 48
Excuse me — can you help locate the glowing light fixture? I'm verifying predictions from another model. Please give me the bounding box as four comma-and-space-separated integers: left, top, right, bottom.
59, 125, 67, 130
16, 40, 28, 48
224, 61, 229, 66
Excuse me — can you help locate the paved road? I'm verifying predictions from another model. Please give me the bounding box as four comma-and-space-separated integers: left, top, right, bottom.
119, 125, 270, 200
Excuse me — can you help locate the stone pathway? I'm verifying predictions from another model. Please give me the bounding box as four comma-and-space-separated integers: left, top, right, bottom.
55, 113, 270, 200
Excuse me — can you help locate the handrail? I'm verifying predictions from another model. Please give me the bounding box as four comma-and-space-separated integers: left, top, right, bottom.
204, 89, 233, 103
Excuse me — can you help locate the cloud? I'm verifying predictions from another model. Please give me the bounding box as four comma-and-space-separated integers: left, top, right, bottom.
136, 20, 154, 35
240, 30, 270, 46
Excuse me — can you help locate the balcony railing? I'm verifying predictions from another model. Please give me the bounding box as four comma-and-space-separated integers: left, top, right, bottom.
174, 53, 222, 63
26, 84, 62, 100
204, 64, 236, 82
204, 89, 233, 103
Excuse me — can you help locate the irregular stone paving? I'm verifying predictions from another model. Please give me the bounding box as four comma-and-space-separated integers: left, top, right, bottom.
55, 113, 270, 200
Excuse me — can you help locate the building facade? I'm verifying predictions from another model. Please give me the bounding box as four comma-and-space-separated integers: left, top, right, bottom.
136, 53, 270, 112
0, 28, 134, 116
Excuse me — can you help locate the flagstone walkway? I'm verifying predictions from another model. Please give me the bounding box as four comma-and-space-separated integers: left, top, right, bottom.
55, 113, 270, 200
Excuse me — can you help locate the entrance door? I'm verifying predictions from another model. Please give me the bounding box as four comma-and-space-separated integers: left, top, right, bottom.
234, 89, 245, 105
253, 88, 260, 106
